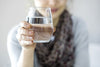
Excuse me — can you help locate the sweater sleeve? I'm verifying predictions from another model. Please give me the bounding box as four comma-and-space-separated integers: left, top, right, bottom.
72, 16, 90, 67
7, 26, 21, 67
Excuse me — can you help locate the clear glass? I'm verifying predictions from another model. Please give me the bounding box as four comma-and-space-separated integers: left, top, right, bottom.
26, 7, 53, 43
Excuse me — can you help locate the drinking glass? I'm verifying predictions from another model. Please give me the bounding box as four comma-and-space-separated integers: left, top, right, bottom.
26, 7, 54, 43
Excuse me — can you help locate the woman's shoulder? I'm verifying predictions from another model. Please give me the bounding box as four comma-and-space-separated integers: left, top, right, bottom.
71, 15, 88, 34
8, 24, 20, 38
7, 24, 20, 46
71, 15, 87, 27
71, 15, 89, 47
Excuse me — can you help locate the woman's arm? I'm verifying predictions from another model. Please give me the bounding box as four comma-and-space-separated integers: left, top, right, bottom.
16, 21, 36, 67
7, 21, 36, 67
7, 32, 36, 67
17, 48, 35, 67
72, 16, 90, 67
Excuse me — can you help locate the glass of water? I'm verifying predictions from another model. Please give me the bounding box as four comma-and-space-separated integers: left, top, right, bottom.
26, 7, 54, 43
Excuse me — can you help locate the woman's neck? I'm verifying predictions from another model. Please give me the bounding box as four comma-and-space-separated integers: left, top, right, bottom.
53, 17, 60, 33
53, 17, 59, 27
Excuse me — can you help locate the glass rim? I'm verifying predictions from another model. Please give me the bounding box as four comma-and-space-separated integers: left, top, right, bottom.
29, 7, 51, 10
28, 7, 52, 18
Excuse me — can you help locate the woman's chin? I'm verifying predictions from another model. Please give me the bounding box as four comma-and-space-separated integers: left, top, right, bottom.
51, 10, 62, 19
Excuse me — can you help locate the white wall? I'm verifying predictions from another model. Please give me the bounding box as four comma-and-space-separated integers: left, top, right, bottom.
0, 0, 100, 67
72, 0, 100, 43
0, 0, 26, 67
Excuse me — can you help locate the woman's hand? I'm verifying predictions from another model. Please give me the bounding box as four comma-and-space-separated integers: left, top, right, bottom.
16, 21, 36, 50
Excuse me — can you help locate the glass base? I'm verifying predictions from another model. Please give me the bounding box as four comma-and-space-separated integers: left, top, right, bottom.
33, 40, 50, 43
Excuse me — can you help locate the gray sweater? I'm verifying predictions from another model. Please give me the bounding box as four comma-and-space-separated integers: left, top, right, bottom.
7, 16, 90, 67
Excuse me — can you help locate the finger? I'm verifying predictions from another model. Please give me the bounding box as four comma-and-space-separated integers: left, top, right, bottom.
17, 27, 34, 35
20, 21, 31, 29
17, 34, 34, 41
20, 40, 34, 45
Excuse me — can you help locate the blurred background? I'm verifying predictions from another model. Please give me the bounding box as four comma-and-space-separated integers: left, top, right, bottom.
0, 0, 100, 67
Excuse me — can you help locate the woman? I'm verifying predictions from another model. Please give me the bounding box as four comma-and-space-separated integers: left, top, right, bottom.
7, 0, 90, 67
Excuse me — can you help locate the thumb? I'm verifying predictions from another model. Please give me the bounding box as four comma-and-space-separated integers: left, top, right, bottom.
20, 21, 32, 29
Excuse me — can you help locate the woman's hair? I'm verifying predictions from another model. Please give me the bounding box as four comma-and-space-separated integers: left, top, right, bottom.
25, 0, 73, 14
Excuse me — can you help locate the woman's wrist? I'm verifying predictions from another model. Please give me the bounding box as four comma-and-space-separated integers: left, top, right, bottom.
22, 47, 35, 51
22, 43, 36, 51
22, 46, 36, 51
17, 46, 34, 67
